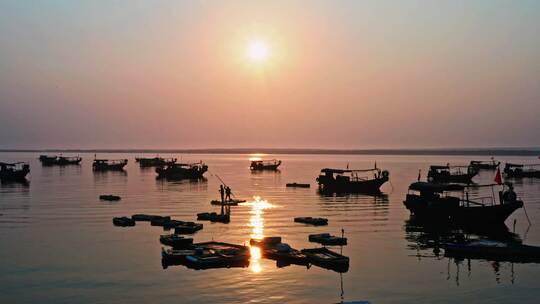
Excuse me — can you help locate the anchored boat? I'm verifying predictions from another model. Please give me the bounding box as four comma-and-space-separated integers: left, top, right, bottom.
301, 247, 350, 272
161, 241, 250, 269
0, 162, 30, 182
504, 163, 540, 178
250, 237, 309, 266
159, 234, 194, 248
316, 167, 389, 193
427, 165, 478, 184
156, 162, 207, 180
92, 159, 128, 171
136, 156, 177, 168
250, 159, 281, 171
469, 159, 500, 170
403, 182, 523, 226
39, 155, 82, 166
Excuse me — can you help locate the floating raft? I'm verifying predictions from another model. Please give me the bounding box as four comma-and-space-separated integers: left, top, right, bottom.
197, 212, 230, 223
174, 222, 203, 234
294, 217, 328, 226
100, 195, 121, 201
210, 199, 246, 206
159, 234, 194, 248
309, 233, 347, 246
132, 214, 170, 222
250, 237, 308, 266
301, 247, 350, 272
162, 241, 250, 269
113, 216, 135, 227
286, 183, 310, 188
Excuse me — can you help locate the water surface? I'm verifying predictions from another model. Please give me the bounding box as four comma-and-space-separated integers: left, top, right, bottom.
1, 153, 540, 303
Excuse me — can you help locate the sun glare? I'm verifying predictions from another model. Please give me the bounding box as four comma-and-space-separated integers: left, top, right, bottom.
247, 39, 270, 62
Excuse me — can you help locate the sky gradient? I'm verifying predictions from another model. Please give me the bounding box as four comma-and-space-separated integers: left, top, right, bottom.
1, 0, 539, 149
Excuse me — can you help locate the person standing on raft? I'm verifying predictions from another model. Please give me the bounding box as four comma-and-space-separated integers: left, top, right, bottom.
225, 186, 232, 202
219, 185, 225, 203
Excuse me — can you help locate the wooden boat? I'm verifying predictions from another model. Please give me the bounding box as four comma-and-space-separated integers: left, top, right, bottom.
159, 234, 194, 248
0, 162, 30, 181
403, 182, 523, 226
210, 199, 246, 206
162, 241, 250, 269
136, 157, 177, 168
39, 155, 82, 166
286, 183, 310, 188
56, 156, 82, 165
39, 155, 58, 165
92, 159, 128, 171
316, 167, 389, 193
132, 214, 169, 222
301, 247, 350, 272
250, 159, 281, 171
444, 239, 540, 262
99, 194, 121, 201
197, 212, 230, 223
427, 165, 478, 184
469, 159, 500, 170
504, 163, 540, 178
156, 162, 207, 180
309, 233, 347, 246
250, 237, 308, 266
294, 217, 328, 226
112, 216, 135, 227
174, 222, 203, 234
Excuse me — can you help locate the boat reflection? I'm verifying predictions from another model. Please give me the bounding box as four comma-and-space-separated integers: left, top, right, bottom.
246, 196, 275, 273
404, 218, 528, 285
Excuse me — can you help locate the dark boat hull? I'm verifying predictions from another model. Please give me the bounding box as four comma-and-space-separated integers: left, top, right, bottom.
93, 163, 127, 171
404, 195, 523, 226
317, 176, 388, 194
0, 168, 30, 182
156, 167, 207, 180
504, 170, 540, 178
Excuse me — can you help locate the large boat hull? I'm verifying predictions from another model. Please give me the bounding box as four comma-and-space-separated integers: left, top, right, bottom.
404, 195, 523, 226
317, 176, 388, 194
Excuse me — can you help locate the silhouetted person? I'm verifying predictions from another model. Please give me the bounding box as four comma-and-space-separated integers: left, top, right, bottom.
502, 184, 517, 204
219, 185, 225, 203
225, 186, 232, 201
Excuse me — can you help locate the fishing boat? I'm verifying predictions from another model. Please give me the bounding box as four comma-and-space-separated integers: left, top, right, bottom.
174, 222, 203, 234
294, 217, 328, 226
92, 159, 128, 171
250, 237, 309, 266
286, 183, 310, 188
444, 239, 540, 263
0, 162, 30, 182
56, 156, 82, 165
112, 216, 136, 227
159, 234, 194, 248
469, 159, 500, 170
309, 233, 347, 246
156, 162, 208, 180
99, 194, 121, 201
136, 156, 177, 168
503, 163, 540, 178
316, 167, 389, 193
197, 212, 230, 223
39, 155, 58, 165
427, 165, 478, 184
150, 216, 173, 226
301, 247, 350, 272
403, 182, 523, 226
250, 159, 281, 171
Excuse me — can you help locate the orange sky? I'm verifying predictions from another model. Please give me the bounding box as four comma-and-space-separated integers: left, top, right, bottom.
1, 1, 539, 149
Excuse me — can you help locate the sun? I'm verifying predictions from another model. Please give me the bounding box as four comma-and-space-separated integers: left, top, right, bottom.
246, 39, 270, 62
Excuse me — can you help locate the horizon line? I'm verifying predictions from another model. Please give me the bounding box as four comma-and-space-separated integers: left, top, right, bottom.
1, 147, 540, 156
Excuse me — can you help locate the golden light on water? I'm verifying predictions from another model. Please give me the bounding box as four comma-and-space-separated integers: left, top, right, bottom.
247, 196, 275, 273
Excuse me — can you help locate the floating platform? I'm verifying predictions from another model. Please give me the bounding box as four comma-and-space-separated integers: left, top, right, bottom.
113, 216, 135, 227
100, 195, 121, 201
159, 234, 194, 248
197, 212, 230, 223
301, 247, 349, 272
294, 217, 328, 226
210, 199, 246, 206
286, 183, 310, 188
309, 233, 347, 246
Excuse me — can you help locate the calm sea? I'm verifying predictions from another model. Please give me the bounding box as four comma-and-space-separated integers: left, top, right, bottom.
1, 153, 540, 304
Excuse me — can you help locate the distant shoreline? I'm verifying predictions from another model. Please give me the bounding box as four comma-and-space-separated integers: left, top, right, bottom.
1, 148, 540, 156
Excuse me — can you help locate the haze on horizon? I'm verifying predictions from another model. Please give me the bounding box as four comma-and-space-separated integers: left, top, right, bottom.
1, 0, 539, 150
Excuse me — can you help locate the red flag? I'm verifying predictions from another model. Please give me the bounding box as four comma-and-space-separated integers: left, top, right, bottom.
494, 167, 502, 185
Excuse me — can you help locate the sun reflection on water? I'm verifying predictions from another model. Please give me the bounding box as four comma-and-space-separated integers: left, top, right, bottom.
247, 196, 275, 273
